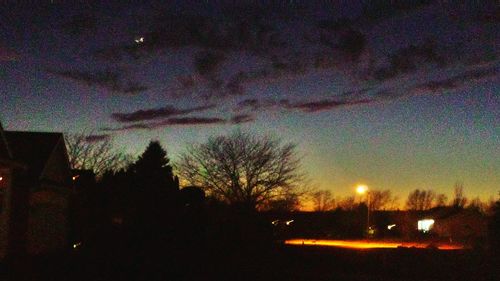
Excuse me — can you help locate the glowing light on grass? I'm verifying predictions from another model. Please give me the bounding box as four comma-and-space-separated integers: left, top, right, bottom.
284, 239, 463, 250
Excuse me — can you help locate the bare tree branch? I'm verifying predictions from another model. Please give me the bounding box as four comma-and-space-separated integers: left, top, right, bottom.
65, 132, 131, 177
312, 190, 335, 211
406, 189, 436, 211
176, 131, 304, 209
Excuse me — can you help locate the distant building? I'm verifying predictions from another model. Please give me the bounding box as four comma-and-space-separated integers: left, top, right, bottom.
0, 123, 72, 258
429, 208, 488, 243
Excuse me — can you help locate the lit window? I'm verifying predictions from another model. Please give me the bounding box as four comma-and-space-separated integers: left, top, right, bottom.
417, 219, 435, 233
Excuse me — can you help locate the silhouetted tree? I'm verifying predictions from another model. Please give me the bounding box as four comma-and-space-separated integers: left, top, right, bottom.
369, 189, 398, 211
262, 192, 301, 212
452, 182, 468, 208
98, 169, 137, 224
129, 140, 179, 192
127, 141, 180, 236
312, 190, 335, 211
179, 186, 205, 208
65, 133, 131, 177
488, 194, 500, 260
406, 189, 436, 210
337, 196, 357, 211
467, 197, 486, 214
177, 131, 303, 210
435, 193, 448, 207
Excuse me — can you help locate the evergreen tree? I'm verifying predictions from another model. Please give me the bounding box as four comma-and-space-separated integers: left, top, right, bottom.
128, 141, 180, 238
130, 140, 179, 193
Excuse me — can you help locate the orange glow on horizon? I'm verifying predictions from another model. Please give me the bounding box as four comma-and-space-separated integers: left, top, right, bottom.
284, 239, 464, 250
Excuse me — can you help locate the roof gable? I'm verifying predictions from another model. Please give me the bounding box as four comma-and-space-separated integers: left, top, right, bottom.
4, 131, 64, 179
0, 122, 12, 159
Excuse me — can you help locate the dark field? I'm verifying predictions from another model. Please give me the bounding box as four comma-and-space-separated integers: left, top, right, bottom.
2, 242, 498, 281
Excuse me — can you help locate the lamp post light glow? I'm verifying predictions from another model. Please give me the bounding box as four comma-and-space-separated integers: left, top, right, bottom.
356, 185, 368, 195
356, 184, 370, 235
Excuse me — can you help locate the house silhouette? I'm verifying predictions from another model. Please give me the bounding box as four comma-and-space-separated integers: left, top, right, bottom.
0, 122, 72, 259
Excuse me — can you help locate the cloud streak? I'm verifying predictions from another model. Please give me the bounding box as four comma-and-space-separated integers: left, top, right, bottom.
231, 114, 255, 124
84, 134, 111, 143
0, 46, 19, 62
237, 97, 374, 113
409, 64, 499, 96
112, 104, 216, 122
48, 68, 148, 95
373, 42, 445, 81
286, 98, 374, 112
61, 13, 97, 36
102, 116, 226, 132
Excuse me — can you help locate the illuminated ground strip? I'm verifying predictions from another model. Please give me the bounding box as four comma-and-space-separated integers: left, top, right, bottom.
285, 239, 463, 250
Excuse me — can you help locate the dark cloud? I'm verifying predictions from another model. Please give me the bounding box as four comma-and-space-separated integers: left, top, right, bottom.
49, 68, 119, 89
315, 25, 367, 61
337, 29, 367, 60
237, 97, 373, 113
311, 18, 368, 66
318, 0, 434, 31
165, 117, 225, 126
93, 9, 284, 62
121, 83, 149, 95
0, 46, 19, 61
237, 98, 260, 110
317, 17, 355, 31
411, 65, 499, 95
48, 68, 148, 95
112, 104, 216, 123
475, 12, 500, 24
48, 1, 497, 112
92, 15, 213, 61
374, 42, 445, 81
453, 65, 499, 82
93, 45, 139, 62
231, 114, 255, 124
414, 80, 458, 93
102, 116, 226, 131
84, 134, 111, 143
177, 75, 196, 90
61, 13, 97, 36
371, 64, 499, 100
270, 54, 308, 75
340, 87, 374, 99
373, 89, 402, 100
194, 50, 226, 76
362, 0, 434, 22
286, 98, 373, 112
234, 64, 497, 115
223, 69, 275, 97
101, 123, 151, 132
236, 98, 291, 111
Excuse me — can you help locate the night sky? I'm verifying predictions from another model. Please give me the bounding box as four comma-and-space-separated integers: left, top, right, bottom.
1, 1, 498, 203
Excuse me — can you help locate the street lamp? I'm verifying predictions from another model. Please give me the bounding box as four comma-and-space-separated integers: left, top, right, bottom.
356, 184, 370, 234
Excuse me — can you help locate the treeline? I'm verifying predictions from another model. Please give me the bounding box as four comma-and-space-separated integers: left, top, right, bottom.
310, 184, 497, 214
68, 131, 306, 256
69, 137, 279, 280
